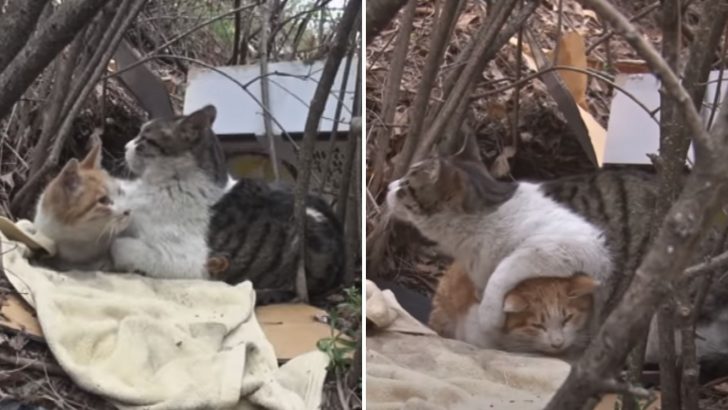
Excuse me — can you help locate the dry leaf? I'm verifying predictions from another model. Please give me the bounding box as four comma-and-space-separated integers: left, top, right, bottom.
713, 382, 728, 394
456, 12, 479, 31
551, 31, 588, 109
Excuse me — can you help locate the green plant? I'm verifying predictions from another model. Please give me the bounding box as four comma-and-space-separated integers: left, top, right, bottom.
316, 285, 361, 371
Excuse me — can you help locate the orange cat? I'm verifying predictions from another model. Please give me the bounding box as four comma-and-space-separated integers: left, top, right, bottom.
429, 262, 597, 356
33, 141, 131, 270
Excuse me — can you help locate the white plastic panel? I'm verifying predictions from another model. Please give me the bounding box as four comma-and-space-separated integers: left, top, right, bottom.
183, 58, 358, 136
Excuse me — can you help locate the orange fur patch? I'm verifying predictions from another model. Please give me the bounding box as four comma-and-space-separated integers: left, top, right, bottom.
41, 145, 114, 225
429, 261, 479, 336
503, 275, 595, 332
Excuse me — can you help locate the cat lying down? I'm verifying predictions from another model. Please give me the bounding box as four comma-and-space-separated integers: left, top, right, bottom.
430, 262, 597, 357
431, 261, 728, 378
29, 105, 344, 305
430, 262, 598, 355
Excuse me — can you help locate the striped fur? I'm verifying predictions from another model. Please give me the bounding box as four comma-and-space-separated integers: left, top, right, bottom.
539, 170, 658, 317
208, 178, 344, 305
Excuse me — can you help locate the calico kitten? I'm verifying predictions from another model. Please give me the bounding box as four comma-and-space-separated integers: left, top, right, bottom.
208, 179, 345, 305
386, 137, 612, 346
34, 141, 130, 270
111, 105, 227, 279
429, 262, 597, 356
500, 273, 596, 355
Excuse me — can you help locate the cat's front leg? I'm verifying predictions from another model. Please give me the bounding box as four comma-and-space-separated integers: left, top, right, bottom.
111, 237, 157, 275
475, 248, 551, 339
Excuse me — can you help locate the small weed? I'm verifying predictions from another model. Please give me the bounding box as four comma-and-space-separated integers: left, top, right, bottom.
317, 285, 361, 371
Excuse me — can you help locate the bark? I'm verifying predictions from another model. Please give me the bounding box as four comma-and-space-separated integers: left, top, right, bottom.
10, 0, 146, 217
655, 1, 682, 408
0, 0, 48, 73
0, 0, 111, 122
366, 0, 408, 44
292, 0, 360, 302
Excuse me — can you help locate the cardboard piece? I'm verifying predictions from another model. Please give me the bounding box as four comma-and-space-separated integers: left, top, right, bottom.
257, 303, 344, 360
595, 393, 661, 410
0, 293, 44, 340
0, 292, 336, 361
549, 32, 588, 109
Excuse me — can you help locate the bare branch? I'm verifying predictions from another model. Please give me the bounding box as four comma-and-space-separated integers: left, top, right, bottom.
393, 0, 463, 178
0, 0, 48, 73
577, 0, 711, 155
292, 0, 360, 302
0, 0, 110, 121
368, 0, 416, 196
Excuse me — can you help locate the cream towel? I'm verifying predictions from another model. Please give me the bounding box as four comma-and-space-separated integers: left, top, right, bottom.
365, 279, 571, 409
365, 280, 435, 335
0, 221, 328, 410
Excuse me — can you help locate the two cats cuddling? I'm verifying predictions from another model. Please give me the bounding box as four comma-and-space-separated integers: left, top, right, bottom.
387, 135, 728, 372
31, 105, 344, 305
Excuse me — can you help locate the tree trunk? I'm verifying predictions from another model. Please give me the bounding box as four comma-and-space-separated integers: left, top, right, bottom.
292, 0, 361, 302
0, 0, 48, 73
0, 0, 111, 121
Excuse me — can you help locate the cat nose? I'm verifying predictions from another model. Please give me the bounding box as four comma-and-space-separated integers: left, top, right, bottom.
550, 335, 565, 349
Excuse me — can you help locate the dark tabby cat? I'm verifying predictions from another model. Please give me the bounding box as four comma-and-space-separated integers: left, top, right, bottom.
541, 169, 728, 376
540, 171, 659, 317
208, 179, 345, 305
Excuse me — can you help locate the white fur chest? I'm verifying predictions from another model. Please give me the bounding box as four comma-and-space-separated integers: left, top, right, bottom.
112, 173, 224, 279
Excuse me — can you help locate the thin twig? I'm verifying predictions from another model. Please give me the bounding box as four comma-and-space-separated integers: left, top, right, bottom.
471, 65, 659, 123
104, 1, 261, 80
586, 1, 660, 54
0, 352, 65, 377
579, 0, 711, 153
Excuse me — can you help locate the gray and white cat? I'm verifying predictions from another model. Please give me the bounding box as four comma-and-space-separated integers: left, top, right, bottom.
386, 137, 613, 349
111, 105, 228, 279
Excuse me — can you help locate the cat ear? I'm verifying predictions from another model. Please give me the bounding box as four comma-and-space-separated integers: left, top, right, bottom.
58, 158, 81, 193
180, 105, 216, 131
80, 137, 102, 169
503, 293, 528, 313
567, 273, 599, 298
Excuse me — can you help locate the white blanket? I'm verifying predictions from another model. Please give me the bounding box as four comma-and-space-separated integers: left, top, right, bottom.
365, 280, 571, 410
0, 219, 328, 410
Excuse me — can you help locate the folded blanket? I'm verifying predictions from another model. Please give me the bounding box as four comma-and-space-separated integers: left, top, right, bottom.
0, 219, 328, 410
365, 280, 571, 409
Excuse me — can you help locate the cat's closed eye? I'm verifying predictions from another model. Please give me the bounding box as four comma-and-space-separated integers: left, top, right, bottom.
532, 323, 546, 331
562, 314, 573, 325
